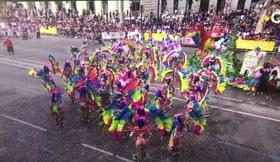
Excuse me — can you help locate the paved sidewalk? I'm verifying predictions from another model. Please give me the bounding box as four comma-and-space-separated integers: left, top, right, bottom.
218, 86, 280, 110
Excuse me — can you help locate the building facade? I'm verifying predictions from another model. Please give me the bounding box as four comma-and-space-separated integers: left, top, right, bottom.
8, 0, 259, 18
19, 1, 133, 16
140, 0, 256, 15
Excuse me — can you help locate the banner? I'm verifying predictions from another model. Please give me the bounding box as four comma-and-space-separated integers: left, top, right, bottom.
127, 31, 142, 40
143, 33, 180, 42
240, 50, 266, 75
236, 39, 275, 52
101, 32, 110, 40
0, 22, 5, 30
109, 32, 125, 39
102, 32, 126, 40
40, 26, 58, 35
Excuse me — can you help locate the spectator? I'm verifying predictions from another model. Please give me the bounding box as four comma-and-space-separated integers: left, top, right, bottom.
36, 25, 40, 39
12, 25, 17, 38
1, 1, 279, 43
3, 37, 14, 56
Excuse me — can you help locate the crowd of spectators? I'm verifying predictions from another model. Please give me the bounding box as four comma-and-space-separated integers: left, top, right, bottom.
0, 2, 279, 42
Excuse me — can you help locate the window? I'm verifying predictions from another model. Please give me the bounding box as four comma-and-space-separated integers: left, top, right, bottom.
87, 1, 95, 13
237, 0, 246, 10
102, 0, 108, 14
131, 0, 140, 11
174, 0, 179, 13
71, 1, 76, 10
56, 1, 62, 11
216, 0, 225, 13
161, 0, 167, 13
199, 0, 209, 12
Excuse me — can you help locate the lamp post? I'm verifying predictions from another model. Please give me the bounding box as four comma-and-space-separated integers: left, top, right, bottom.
130, 0, 132, 23
120, 0, 124, 23
140, 4, 144, 28
157, 0, 160, 28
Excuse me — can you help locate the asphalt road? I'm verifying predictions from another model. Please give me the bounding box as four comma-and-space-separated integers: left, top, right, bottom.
0, 36, 280, 162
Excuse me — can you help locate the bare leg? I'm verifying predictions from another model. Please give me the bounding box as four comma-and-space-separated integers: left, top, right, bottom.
72, 91, 76, 103
85, 109, 89, 123
55, 114, 59, 126
82, 107, 85, 121
136, 145, 144, 162
50, 103, 54, 115
59, 111, 64, 128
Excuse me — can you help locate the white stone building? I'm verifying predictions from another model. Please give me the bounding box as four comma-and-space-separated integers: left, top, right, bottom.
140, 0, 257, 15
18, 1, 132, 16
6, 0, 260, 18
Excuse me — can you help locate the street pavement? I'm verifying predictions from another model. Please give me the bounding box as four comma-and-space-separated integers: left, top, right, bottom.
0, 36, 280, 162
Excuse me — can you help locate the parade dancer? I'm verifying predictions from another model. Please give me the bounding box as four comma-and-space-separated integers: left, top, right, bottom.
154, 89, 166, 111
63, 60, 77, 103
28, 37, 231, 151
208, 54, 218, 70
50, 88, 64, 128
43, 65, 51, 78
40, 65, 56, 93
190, 75, 203, 101
161, 77, 175, 112
79, 86, 90, 122
135, 133, 149, 162
142, 84, 150, 105
132, 106, 151, 161
99, 72, 109, 90
70, 46, 80, 71
63, 60, 73, 80
168, 113, 184, 155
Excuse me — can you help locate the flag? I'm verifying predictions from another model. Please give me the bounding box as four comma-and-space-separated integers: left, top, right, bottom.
189, 22, 204, 49
199, 31, 213, 51
191, 32, 200, 48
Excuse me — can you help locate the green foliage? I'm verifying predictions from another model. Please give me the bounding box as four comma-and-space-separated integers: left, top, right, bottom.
188, 55, 201, 68
223, 34, 243, 77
